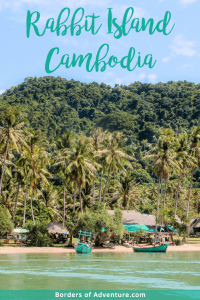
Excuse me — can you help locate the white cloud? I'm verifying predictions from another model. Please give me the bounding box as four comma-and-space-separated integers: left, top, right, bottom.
0, 0, 111, 12
162, 35, 197, 62
148, 74, 157, 83
0, 90, 5, 94
179, 63, 194, 69
108, 5, 146, 19
179, 0, 198, 6
109, 73, 147, 86
162, 56, 171, 63
170, 35, 197, 57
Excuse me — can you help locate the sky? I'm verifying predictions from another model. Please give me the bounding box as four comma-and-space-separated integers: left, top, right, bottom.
0, 0, 199, 93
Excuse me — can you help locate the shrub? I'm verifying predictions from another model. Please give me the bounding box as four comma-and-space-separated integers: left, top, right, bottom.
24, 222, 53, 247
0, 208, 14, 236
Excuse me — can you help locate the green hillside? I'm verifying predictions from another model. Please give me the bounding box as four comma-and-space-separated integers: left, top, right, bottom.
1, 76, 200, 144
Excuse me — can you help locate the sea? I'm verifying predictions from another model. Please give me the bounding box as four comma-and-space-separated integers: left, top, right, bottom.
0, 251, 200, 290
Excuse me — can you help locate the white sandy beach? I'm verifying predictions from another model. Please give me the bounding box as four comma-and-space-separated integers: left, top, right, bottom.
0, 244, 200, 255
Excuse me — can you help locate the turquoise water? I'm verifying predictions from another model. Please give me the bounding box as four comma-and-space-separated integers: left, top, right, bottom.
0, 252, 200, 290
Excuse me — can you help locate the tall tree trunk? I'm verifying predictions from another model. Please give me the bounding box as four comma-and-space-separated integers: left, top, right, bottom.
92, 181, 95, 204
174, 175, 181, 217
0, 139, 9, 195
185, 167, 194, 241
186, 168, 194, 221
30, 187, 35, 225
73, 184, 77, 212
160, 176, 163, 211
154, 175, 161, 242
69, 234, 73, 246
23, 183, 29, 225
103, 165, 111, 202
13, 181, 20, 223
63, 186, 66, 227
99, 170, 103, 202
79, 185, 83, 214
162, 180, 167, 210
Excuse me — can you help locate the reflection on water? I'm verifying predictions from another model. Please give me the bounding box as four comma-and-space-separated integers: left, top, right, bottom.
0, 252, 200, 290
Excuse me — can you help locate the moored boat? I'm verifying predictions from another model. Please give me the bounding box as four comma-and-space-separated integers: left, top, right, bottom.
74, 230, 93, 254
74, 242, 93, 254
133, 242, 169, 252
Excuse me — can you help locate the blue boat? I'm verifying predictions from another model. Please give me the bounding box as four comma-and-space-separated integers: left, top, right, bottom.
133, 243, 169, 252
74, 230, 93, 254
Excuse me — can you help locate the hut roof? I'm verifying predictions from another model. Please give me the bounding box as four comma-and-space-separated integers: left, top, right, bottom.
108, 210, 181, 226
193, 218, 200, 229
47, 221, 67, 234
108, 210, 156, 226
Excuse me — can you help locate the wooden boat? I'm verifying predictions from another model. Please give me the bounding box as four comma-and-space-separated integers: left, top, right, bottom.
74, 243, 93, 254
74, 230, 93, 254
133, 242, 169, 252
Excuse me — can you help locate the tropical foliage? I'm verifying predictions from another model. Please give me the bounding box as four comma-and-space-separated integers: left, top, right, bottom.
0, 77, 200, 242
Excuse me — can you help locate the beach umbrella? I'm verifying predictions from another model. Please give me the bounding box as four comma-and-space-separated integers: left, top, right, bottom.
13, 229, 29, 234
47, 221, 67, 234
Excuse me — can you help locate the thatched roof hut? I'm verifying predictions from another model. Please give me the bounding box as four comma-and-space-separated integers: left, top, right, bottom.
192, 219, 200, 233
193, 219, 200, 229
108, 210, 156, 226
47, 221, 67, 234
108, 210, 181, 226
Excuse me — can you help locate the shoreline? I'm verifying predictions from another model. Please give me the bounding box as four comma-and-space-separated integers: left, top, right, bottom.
1, 244, 200, 254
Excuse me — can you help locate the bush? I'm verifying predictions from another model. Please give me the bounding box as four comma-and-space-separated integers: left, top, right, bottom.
175, 239, 182, 246
24, 222, 53, 247
72, 203, 123, 246
0, 208, 14, 236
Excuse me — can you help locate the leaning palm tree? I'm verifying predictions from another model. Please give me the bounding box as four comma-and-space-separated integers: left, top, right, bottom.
0, 108, 28, 194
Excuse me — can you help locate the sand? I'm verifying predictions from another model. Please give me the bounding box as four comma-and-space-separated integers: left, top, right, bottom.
0, 244, 200, 255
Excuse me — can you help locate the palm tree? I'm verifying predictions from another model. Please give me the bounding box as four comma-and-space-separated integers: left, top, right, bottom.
54, 131, 75, 222
183, 126, 200, 241
144, 128, 179, 240
17, 128, 45, 225
24, 146, 51, 224
66, 135, 100, 214
40, 183, 61, 222
0, 108, 28, 194
90, 128, 105, 203
174, 132, 195, 217
98, 131, 134, 203
108, 173, 139, 209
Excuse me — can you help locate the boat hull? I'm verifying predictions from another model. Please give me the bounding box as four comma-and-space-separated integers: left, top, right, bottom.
133, 243, 169, 253
75, 243, 93, 254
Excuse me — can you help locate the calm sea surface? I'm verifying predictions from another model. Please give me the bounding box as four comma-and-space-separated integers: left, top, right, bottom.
0, 252, 200, 290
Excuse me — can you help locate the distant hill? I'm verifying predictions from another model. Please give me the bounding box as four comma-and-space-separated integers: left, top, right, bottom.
0, 76, 200, 144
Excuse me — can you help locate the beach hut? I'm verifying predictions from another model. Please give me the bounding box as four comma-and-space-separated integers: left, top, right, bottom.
108, 210, 181, 232
47, 221, 67, 234
192, 219, 200, 235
